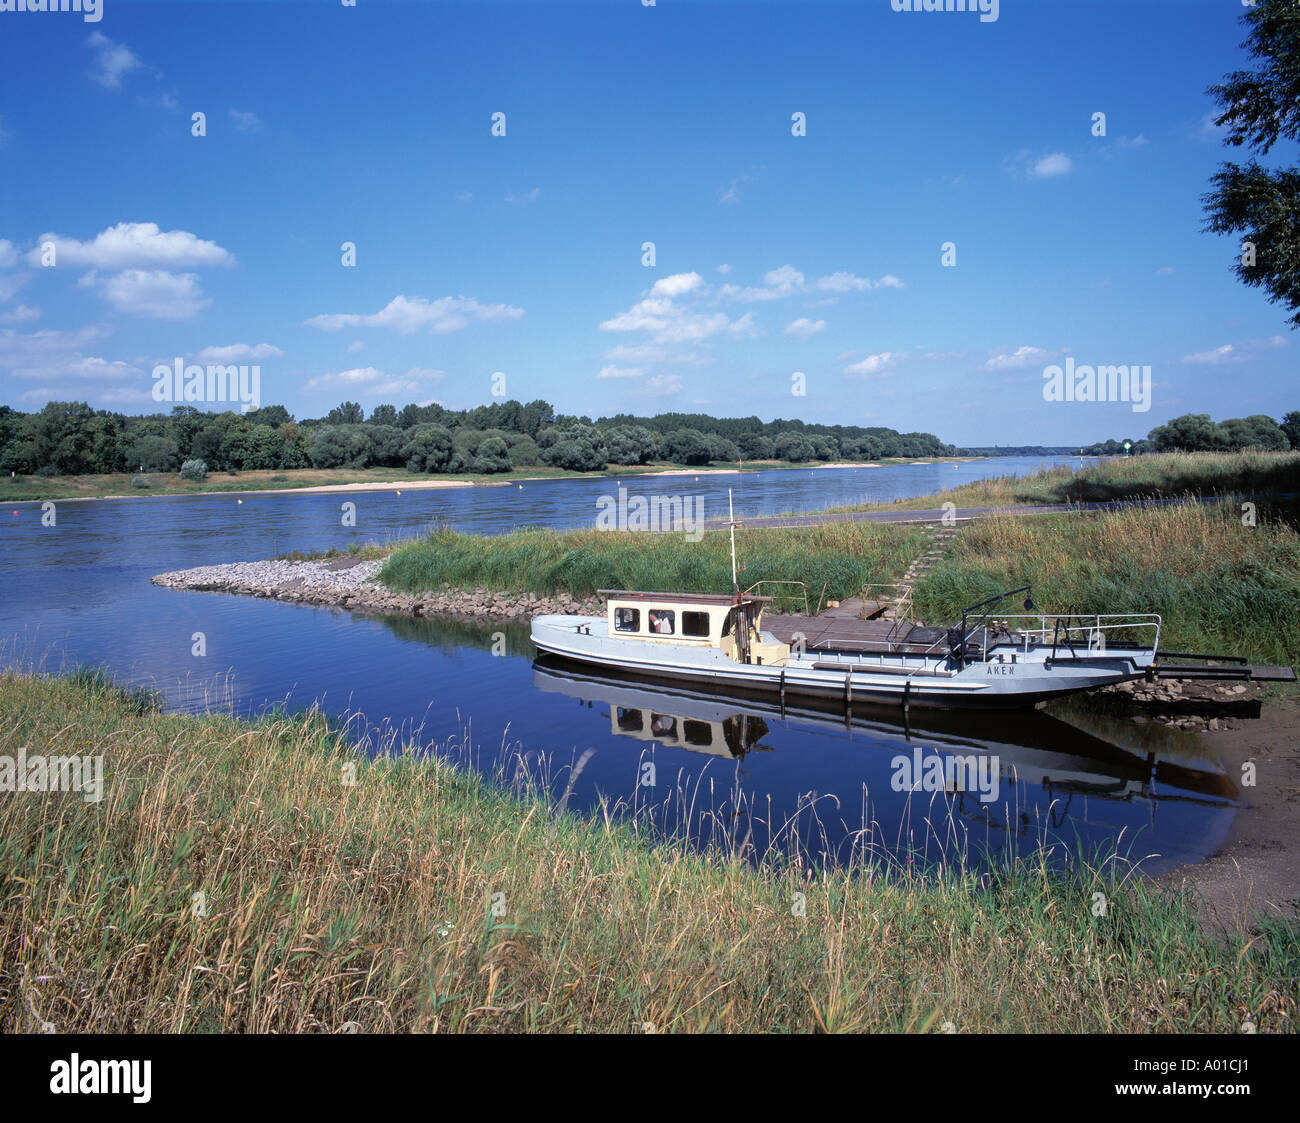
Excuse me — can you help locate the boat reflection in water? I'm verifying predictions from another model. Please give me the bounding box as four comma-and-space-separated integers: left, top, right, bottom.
531, 655, 1240, 874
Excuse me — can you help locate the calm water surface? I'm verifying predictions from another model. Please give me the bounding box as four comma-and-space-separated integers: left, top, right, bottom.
0, 458, 1237, 871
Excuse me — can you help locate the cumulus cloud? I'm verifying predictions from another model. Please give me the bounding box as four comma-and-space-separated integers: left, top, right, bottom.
305, 294, 524, 334
28, 222, 235, 270
1, 305, 42, 325
306, 365, 447, 396
815, 272, 904, 293
597, 364, 644, 379
505, 187, 540, 203
0, 239, 18, 269
0, 325, 149, 405
87, 32, 143, 90
646, 374, 683, 394
650, 272, 703, 299
983, 345, 1053, 370
0, 273, 27, 304
844, 352, 897, 376
82, 269, 211, 320
721, 266, 904, 302
1182, 336, 1288, 365
785, 317, 825, 338
196, 343, 283, 363
1031, 153, 1072, 178
347, 340, 365, 353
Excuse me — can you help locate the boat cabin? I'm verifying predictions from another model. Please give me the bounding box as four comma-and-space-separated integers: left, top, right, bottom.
597, 590, 790, 666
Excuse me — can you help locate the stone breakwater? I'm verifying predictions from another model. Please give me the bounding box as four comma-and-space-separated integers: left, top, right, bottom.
151, 556, 603, 621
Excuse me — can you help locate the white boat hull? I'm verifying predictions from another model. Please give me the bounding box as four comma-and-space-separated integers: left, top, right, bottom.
530, 614, 1157, 710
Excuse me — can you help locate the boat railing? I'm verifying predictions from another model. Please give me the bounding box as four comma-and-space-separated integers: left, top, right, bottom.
744, 580, 809, 616
972, 613, 1163, 660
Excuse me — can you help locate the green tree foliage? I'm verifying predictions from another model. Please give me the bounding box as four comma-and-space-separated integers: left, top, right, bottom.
327, 401, 365, 425
401, 424, 454, 473
1203, 0, 1300, 326
307, 424, 373, 469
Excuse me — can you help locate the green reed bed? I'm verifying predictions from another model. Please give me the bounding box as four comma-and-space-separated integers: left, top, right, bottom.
1, 670, 1295, 1033
832, 450, 1300, 512
379, 521, 929, 604
911, 502, 1300, 666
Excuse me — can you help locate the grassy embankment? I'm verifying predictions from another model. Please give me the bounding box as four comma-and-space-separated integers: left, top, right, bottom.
2, 669, 1296, 1032
833, 450, 1300, 512
379, 521, 930, 611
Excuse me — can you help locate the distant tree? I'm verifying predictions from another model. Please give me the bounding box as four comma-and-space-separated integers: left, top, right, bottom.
308, 424, 373, 468
180, 459, 208, 481
736, 432, 775, 460
603, 425, 658, 465
1220, 414, 1289, 450
401, 424, 454, 473
1279, 410, 1300, 449
540, 423, 607, 471
471, 436, 512, 473
505, 433, 541, 468
520, 399, 556, 437
368, 404, 398, 427
327, 401, 365, 425
126, 433, 181, 473
244, 404, 293, 429
366, 424, 406, 467
1203, 0, 1300, 327
1148, 413, 1227, 451
774, 432, 816, 462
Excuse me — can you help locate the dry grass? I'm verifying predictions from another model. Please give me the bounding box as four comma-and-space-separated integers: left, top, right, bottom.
2, 671, 1296, 1033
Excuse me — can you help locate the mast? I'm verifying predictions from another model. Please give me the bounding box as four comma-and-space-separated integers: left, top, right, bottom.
728, 487, 739, 596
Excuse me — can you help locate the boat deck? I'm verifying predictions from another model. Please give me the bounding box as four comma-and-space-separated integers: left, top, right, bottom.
765, 613, 954, 656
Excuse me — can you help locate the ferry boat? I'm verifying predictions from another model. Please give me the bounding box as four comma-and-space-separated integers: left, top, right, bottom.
530, 585, 1163, 711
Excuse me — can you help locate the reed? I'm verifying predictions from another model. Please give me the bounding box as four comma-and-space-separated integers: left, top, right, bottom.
380, 521, 929, 603
834, 450, 1300, 512
912, 502, 1300, 665
1, 670, 1295, 1033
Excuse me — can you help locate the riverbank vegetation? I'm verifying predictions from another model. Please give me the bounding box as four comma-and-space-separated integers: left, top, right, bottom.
911, 500, 1300, 666
837, 450, 1300, 512
0, 397, 955, 493
381, 521, 929, 607
1, 670, 1295, 1033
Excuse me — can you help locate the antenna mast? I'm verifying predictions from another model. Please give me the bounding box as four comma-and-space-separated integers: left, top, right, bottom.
729, 487, 739, 595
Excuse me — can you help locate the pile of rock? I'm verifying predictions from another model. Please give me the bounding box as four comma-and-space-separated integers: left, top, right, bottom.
1101, 677, 1258, 731
152, 557, 602, 622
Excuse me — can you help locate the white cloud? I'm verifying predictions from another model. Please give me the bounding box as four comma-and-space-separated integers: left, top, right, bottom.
1182, 336, 1287, 365
1156, 266, 1175, 276
0, 239, 17, 269
505, 187, 540, 203
785, 317, 825, 338
455, 191, 473, 203
228, 108, 263, 132
650, 272, 703, 298
815, 271, 904, 293
1031, 153, 1073, 178
719, 173, 756, 205
646, 374, 683, 394
306, 365, 447, 394
844, 352, 897, 376
597, 364, 644, 379
716, 264, 732, 274
347, 340, 365, 353
983, 345, 1052, 370
87, 32, 143, 90
196, 343, 282, 363
28, 222, 235, 270
1117, 134, 1149, 149
84, 269, 211, 320
600, 297, 732, 343
1, 305, 41, 325
305, 294, 524, 334
0, 325, 148, 402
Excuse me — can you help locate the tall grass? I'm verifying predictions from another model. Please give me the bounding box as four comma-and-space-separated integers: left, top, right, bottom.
380, 522, 929, 603
836, 450, 1300, 512
912, 503, 1300, 665
1, 670, 1295, 1032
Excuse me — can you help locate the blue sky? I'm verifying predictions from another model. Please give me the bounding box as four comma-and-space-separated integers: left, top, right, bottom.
0, 0, 1294, 446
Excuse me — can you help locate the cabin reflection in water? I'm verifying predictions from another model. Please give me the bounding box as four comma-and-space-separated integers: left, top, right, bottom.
611, 704, 771, 759
531, 656, 1241, 871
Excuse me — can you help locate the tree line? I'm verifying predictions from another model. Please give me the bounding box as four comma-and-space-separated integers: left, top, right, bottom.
0, 398, 956, 478
1077, 412, 1300, 456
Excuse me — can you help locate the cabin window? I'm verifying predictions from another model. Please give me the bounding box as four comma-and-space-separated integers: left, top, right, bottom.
648, 609, 675, 635
682, 611, 711, 638
683, 720, 712, 747
614, 607, 640, 632
650, 714, 676, 737
721, 612, 733, 638
616, 707, 644, 732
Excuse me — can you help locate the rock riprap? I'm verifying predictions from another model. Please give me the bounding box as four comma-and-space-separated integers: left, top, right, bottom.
152, 556, 602, 621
